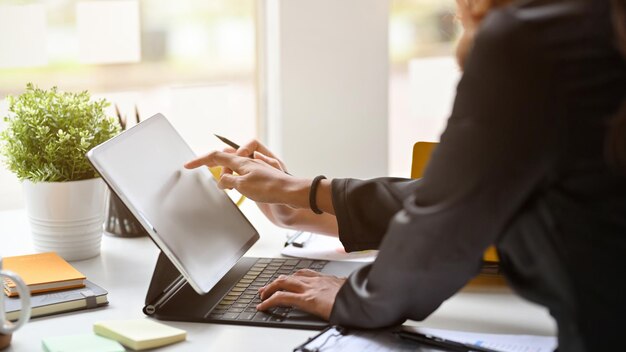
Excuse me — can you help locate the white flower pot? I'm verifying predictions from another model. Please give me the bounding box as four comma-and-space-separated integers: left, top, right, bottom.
22, 178, 108, 261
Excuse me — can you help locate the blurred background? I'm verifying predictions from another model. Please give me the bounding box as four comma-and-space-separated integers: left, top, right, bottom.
0, 0, 459, 210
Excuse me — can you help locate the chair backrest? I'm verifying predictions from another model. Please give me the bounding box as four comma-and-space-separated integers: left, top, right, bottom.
411, 142, 438, 179
411, 142, 500, 263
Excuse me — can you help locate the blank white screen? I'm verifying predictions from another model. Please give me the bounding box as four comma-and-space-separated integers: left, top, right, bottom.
88, 113, 259, 294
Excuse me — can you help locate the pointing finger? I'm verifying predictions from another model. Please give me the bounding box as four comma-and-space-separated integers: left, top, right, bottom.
184, 151, 245, 171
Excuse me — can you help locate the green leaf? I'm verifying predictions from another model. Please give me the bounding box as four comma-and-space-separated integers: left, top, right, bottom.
0, 84, 120, 182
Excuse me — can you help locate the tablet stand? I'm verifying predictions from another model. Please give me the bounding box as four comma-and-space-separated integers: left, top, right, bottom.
143, 251, 258, 323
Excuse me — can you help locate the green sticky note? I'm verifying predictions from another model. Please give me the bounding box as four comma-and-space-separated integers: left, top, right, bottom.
42, 334, 125, 352
94, 319, 186, 350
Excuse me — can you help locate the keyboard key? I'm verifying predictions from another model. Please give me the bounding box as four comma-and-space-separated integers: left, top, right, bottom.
222, 312, 240, 320
253, 312, 271, 322
295, 260, 313, 268
237, 312, 255, 320
272, 307, 291, 317
232, 303, 248, 309
227, 307, 244, 313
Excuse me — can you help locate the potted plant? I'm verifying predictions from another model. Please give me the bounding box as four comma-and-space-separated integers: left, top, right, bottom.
0, 84, 119, 261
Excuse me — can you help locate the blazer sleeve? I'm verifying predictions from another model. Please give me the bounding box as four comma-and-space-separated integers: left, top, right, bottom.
331, 177, 422, 252
329, 8, 559, 328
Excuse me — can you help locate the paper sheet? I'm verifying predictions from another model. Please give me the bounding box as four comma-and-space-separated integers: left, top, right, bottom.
0, 5, 47, 68
297, 327, 432, 352
416, 327, 557, 352
281, 232, 377, 262
77, 0, 141, 64
296, 326, 557, 352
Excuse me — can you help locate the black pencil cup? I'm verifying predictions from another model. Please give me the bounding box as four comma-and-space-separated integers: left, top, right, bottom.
105, 190, 148, 237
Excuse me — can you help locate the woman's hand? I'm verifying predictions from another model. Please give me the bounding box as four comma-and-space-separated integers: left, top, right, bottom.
222, 141, 300, 222
185, 149, 310, 207
257, 269, 345, 320
231, 139, 289, 173
186, 139, 340, 234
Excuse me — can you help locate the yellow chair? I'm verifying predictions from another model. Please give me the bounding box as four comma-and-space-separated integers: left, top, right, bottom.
412, 142, 505, 286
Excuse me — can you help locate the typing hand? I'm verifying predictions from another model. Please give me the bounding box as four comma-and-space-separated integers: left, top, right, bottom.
257, 269, 346, 320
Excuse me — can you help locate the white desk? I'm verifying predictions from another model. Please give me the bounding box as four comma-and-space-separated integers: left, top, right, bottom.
0, 202, 556, 351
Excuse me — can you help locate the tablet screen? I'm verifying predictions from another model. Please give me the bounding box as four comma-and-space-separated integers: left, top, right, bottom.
87, 113, 259, 294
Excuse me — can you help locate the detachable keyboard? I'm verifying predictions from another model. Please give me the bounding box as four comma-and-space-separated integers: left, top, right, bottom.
206, 258, 328, 322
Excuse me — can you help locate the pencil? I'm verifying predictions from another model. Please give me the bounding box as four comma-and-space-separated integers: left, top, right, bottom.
214, 134, 292, 175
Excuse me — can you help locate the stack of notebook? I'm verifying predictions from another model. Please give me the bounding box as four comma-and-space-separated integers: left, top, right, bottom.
2, 252, 108, 320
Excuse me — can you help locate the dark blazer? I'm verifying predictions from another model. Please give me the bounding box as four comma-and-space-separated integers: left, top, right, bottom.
329, 1, 626, 351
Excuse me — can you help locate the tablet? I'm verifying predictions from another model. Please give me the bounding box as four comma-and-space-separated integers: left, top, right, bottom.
87, 113, 259, 294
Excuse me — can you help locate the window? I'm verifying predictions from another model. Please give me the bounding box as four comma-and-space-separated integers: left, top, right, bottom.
0, 0, 256, 210
1, 1, 463, 209
389, 0, 461, 177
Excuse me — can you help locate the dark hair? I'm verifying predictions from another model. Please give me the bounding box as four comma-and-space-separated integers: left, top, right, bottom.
608, 0, 626, 171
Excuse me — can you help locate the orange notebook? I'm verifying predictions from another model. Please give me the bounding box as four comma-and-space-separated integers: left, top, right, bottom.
2, 252, 86, 297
